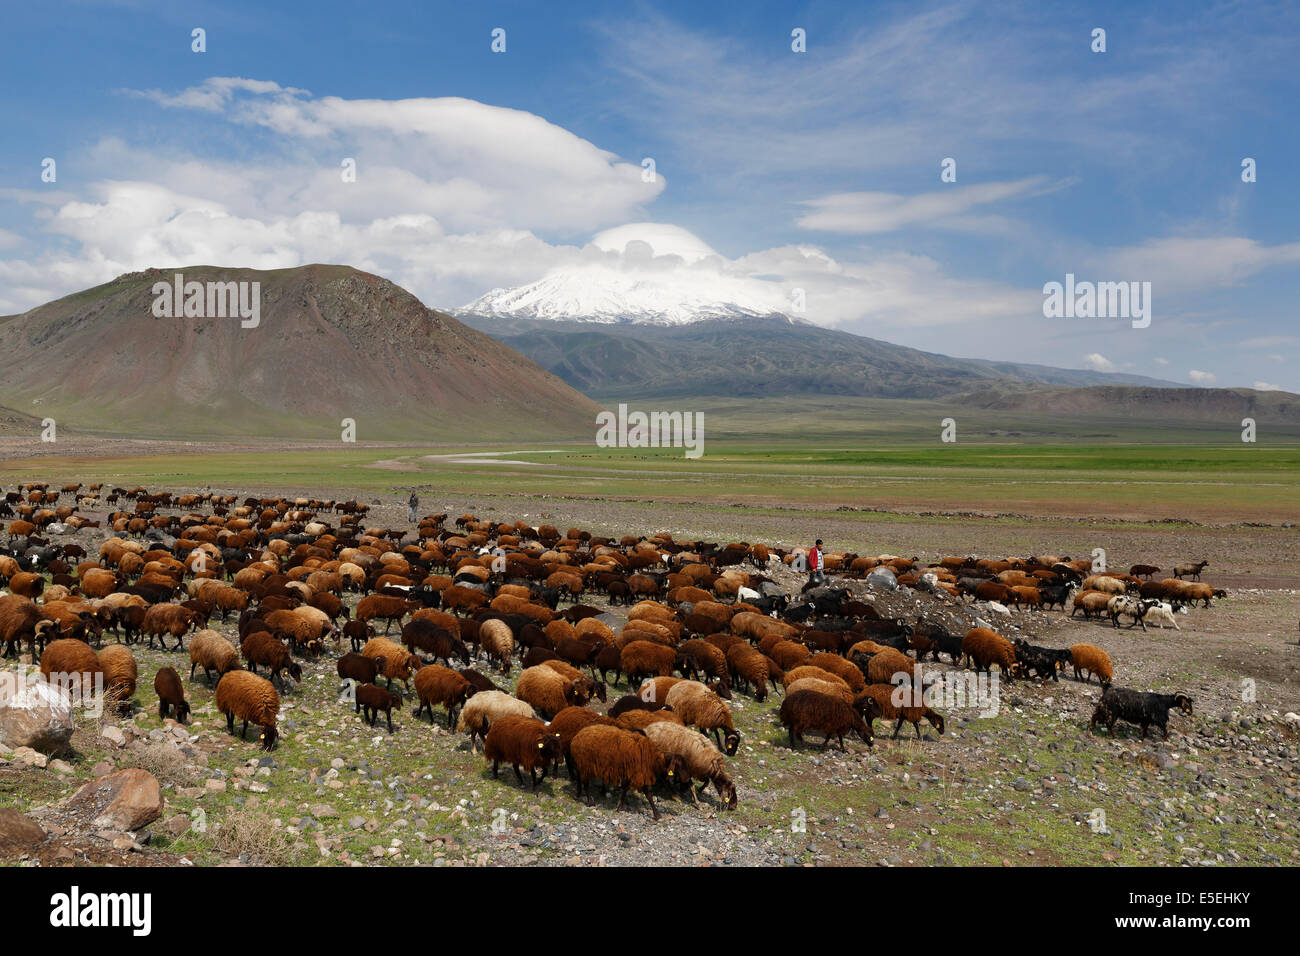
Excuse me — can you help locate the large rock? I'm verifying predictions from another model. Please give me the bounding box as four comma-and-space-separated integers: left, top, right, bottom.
0, 809, 46, 856
0, 672, 75, 754
62, 769, 163, 832
865, 567, 899, 591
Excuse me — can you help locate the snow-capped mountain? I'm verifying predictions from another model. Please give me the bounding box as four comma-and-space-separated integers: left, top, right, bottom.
460, 221, 795, 325
461, 267, 786, 325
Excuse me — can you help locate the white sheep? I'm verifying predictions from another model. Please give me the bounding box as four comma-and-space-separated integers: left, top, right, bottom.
1142, 601, 1180, 630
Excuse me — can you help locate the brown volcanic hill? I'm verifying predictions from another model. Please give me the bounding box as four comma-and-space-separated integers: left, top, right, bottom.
954, 382, 1300, 422
0, 265, 602, 440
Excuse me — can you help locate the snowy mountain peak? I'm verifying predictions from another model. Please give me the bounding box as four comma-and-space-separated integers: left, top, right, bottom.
462, 262, 800, 325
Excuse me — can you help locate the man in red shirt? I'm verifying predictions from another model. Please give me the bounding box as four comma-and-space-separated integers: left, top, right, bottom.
808, 539, 825, 586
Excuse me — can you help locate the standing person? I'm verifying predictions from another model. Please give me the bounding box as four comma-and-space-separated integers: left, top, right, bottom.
407, 490, 418, 523
808, 539, 825, 586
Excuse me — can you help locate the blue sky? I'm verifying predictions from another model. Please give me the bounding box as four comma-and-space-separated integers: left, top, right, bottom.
2, 0, 1298, 390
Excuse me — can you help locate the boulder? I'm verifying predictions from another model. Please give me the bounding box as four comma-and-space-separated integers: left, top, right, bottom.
0, 672, 75, 754
865, 567, 898, 591
0, 809, 46, 856
61, 769, 163, 833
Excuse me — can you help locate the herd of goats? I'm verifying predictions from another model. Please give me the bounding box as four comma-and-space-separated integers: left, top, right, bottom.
0, 482, 1222, 818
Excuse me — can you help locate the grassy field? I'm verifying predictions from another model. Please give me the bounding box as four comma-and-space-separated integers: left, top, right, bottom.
4, 437, 1298, 524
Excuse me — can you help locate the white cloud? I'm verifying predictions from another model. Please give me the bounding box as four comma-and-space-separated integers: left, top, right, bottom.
1082, 353, 1117, 372
1089, 237, 1300, 291
796, 177, 1060, 234
1153, 357, 1170, 366
1188, 369, 1217, 385
1253, 381, 1280, 391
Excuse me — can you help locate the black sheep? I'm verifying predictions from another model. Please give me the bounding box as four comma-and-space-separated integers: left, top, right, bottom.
1090, 687, 1193, 739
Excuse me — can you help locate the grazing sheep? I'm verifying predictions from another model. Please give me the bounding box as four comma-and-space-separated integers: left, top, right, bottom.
483, 715, 563, 791
458, 668, 500, 695
456, 690, 538, 751
778, 689, 873, 752
413, 664, 475, 728
961, 628, 1017, 680
1071, 590, 1114, 619
361, 636, 422, 691
856, 683, 942, 740
616, 709, 684, 732
725, 643, 781, 701
785, 676, 854, 705
337, 651, 383, 687
401, 618, 470, 666
1011, 640, 1071, 683
568, 724, 677, 819
621, 640, 676, 685
215, 670, 280, 750
516, 665, 591, 718
643, 721, 738, 809
1069, 643, 1113, 686
355, 594, 416, 632
241, 631, 303, 688
97, 644, 137, 711
0, 594, 50, 658
153, 666, 190, 722
189, 630, 241, 684
40, 638, 103, 698
140, 604, 201, 651
664, 681, 740, 755
546, 705, 619, 778
479, 619, 515, 673
343, 620, 375, 652
355, 682, 403, 732
1090, 687, 1193, 739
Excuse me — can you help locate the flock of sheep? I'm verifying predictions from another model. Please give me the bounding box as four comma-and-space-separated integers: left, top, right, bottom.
0, 481, 1221, 820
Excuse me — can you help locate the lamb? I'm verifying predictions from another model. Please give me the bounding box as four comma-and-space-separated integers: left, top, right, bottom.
1069, 643, 1113, 686
1141, 601, 1181, 630
40, 638, 103, 698
189, 630, 241, 684
643, 721, 738, 809
664, 681, 740, 755
215, 670, 280, 750
568, 724, 677, 819
479, 619, 515, 673
241, 631, 303, 688
413, 664, 475, 728
456, 690, 539, 751
343, 620, 375, 652
483, 715, 563, 791
855, 683, 942, 739
153, 666, 190, 722
1090, 687, 1193, 739
961, 627, 1017, 680
779, 689, 873, 752
515, 664, 591, 718
97, 644, 137, 711
355, 682, 403, 732
361, 636, 422, 691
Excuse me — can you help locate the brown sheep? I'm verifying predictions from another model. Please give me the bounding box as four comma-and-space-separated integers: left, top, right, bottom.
153, 666, 190, 722
362, 636, 422, 691
643, 721, 738, 810
1069, 643, 1113, 686
40, 638, 103, 698
664, 681, 740, 755
483, 715, 563, 791
725, 643, 781, 701
355, 594, 417, 632
863, 648, 913, 686
189, 630, 241, 683
355, 682, 403, 732
140, 605, 201, 651
779, 689, 874, 752
97, 644, 137, 711
809, 652, 868, 692
621, 640, 676, 684
856, 683, 945, 739
0, 594, 50, 658
568, 724, 676, 819
615, 709, 685, 732
456, 690, 538, 751
516, 665, 590, 718
480, 618, 515, 673
241, 631, 303, 688
413, 664, 474, 728
961, 628, 1017, 680
215, 670, 280, 750
545, 706, 620, 777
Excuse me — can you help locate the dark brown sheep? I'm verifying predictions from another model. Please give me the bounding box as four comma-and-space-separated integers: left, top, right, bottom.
778, 689, 874, 752
483, 715, 562, 791
153, 666, 190, 722
568, 724, 679, 819
413, 664, 474, 728
355, 682, 403, 732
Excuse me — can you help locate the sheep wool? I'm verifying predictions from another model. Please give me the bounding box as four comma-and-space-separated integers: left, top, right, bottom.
215, 670, 280, 750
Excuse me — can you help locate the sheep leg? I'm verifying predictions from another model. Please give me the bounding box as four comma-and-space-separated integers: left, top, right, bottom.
386, 710, 393, 733
643, 789, 660, 820
512, 764, 524, 786
240, 719, 249, 740
892, 717, 905, 739
616, 784, 630, 811
226, 712, 235, 734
